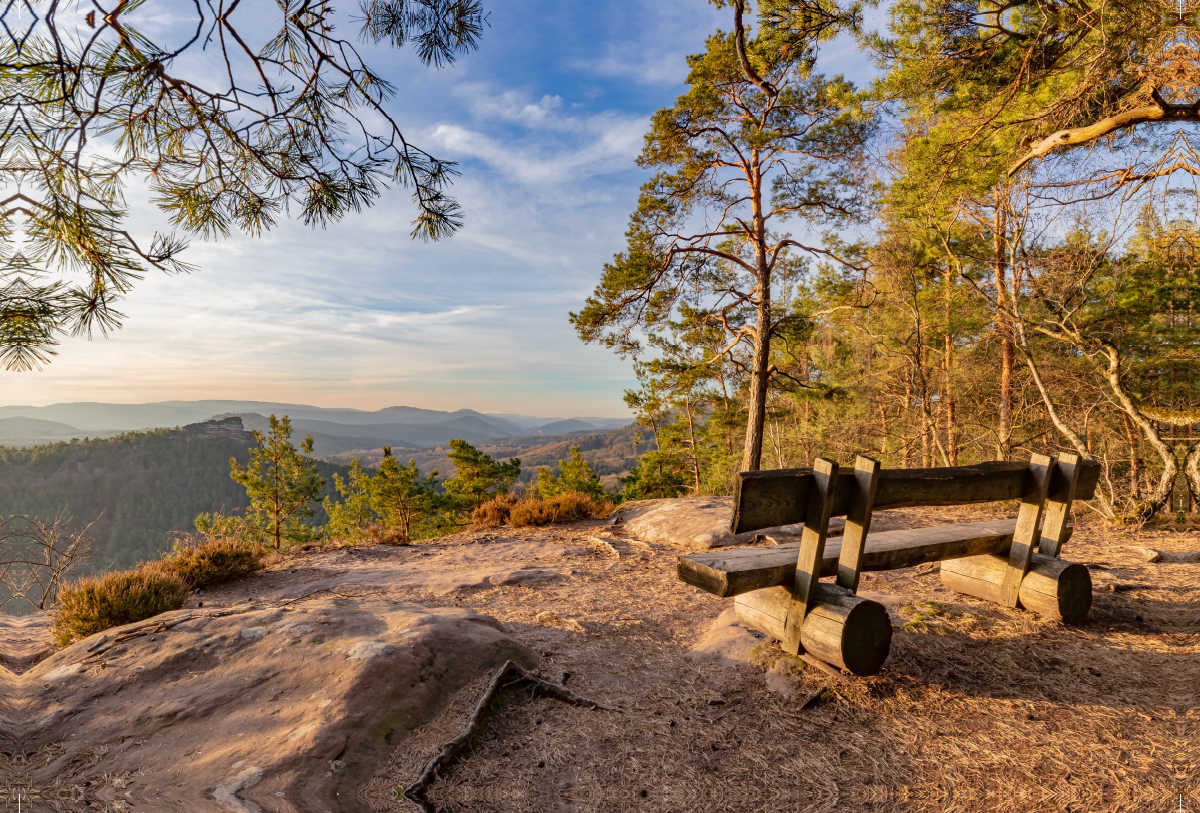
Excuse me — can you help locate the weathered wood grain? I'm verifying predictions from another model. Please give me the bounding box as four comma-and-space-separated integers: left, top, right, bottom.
836, 456, 880, 593
735, 583, 893, 676
729, 458, 1101, 535
1039, 454, 1081, 558
999, 454, 1055, 608
785, 458, 839, 653
679, 519, 1020, 598
941, 552, 1092, 624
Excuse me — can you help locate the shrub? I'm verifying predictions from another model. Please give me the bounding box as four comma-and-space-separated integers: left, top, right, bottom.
53, 567, 188, 646
472, 493, 520, 528
379, 528, 411, 546
164, 534, 264, 590
507, 492, 614, 527
363, 523, 413, 546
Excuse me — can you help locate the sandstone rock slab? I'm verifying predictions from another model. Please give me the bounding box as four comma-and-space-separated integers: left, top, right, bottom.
608, 496, 846, 550
688, 607, 764, 667
4, 597, 535, 812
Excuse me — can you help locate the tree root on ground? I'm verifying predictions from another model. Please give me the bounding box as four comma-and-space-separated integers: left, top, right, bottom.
402, 660, 620, 813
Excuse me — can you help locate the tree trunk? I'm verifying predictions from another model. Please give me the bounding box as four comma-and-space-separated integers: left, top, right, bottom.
1185, 439, 1200, 510
741, 150, 770, 473
877, 398, 889, 456
944, 266, 957, 465
1122, 411, 1142, 501
684, 394, 702, 493
1103, 345, 1177, 515
994, 202, 1013, 460
741, 288, 771, 472
902, 381, 913, 469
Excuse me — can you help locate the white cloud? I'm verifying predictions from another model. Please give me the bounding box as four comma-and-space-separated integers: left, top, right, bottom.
568, 45, 692, 87
425, 114, 645, 185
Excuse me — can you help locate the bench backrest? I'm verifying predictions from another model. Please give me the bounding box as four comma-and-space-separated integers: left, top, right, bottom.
730, 459, 1101, 536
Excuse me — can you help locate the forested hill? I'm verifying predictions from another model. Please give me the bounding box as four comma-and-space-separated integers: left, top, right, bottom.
0, 429, 349, 570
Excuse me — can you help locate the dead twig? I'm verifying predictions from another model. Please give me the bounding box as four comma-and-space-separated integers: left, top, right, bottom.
402, 660, 620, 812
799, 653, 851, 684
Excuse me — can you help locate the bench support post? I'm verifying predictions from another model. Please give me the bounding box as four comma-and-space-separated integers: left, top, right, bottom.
999, 453, 1056, 608
1039, 453, 1081, 557
781, 458, 838, 654
836, 456, 881, 594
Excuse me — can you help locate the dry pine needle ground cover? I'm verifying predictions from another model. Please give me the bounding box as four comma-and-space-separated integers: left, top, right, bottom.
197, 506, 1195, 813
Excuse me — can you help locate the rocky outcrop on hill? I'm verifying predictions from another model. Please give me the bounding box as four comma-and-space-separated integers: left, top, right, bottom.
183, 416, 256, 441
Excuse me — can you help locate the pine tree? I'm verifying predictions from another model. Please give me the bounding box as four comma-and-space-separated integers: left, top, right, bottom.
368, 447, 441, 544
323, 459, 375, 543
442, 440, 521, 514
572, 8, 870, 472
229, 415, 326, 551
537, 446, 605, 499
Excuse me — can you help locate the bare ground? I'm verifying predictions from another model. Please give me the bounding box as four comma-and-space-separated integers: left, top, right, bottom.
170, 505, 1194, 813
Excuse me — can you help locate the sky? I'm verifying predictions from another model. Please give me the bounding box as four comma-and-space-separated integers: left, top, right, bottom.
3, 1, 877, 417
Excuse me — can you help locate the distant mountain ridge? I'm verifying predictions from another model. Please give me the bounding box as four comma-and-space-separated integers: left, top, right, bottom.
0, 401, 631, 450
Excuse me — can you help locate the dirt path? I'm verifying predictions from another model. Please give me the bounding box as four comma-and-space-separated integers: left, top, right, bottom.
180, 507, 1196, 813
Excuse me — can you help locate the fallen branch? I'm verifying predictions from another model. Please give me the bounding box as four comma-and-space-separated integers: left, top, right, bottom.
1106, 583, 1151, 592
799, 653, 850, 684
402, 660, 620, 812
586, 536, 620, 558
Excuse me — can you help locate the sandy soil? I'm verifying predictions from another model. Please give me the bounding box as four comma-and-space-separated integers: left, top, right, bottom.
175, 505, 1197, 813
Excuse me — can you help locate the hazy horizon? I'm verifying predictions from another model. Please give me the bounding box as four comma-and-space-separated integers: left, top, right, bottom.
0, 398, 628, 421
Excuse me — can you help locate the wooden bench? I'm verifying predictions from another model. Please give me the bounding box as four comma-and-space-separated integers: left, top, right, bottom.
677, 453, 1100, 676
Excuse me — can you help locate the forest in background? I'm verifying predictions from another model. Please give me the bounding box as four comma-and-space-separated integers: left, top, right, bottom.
0, 423, 644, 569
0, 431, 350, 569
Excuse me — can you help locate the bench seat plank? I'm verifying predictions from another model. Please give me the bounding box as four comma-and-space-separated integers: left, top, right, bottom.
678, 519, 1019, 598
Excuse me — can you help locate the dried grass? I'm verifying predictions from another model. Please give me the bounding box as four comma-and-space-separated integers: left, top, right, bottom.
472, 493, 521, 528
52, 533, 267, 645
52, 567, 187, 646
160, 534, 264, 589
508, 492, 615, 527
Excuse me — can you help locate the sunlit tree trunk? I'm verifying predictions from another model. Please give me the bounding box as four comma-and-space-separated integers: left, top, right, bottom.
993, 202, 1013, 460
944, 267, 958, 465
1122, 411, 1142, 501
741, 149, 771, 472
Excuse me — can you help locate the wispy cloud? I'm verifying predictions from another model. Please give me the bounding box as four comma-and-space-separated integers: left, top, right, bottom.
568, 45, 692, 87
423, 85, 647, 186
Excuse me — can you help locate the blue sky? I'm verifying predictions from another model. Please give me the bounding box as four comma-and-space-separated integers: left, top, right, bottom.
5, 1, 875, 416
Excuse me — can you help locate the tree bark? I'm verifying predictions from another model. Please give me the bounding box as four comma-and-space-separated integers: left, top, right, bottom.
944, 266, 957, 465
1185, 440, 1200, 511
684, 393, 702, 493
993, 202, 1013, 460
877, 399, 890, 456
742, 287, 771, 471
741, 148, 770, 473
1121, 411, 1142, 501
902, 381, 913, 469
1101, 344, 1178, 514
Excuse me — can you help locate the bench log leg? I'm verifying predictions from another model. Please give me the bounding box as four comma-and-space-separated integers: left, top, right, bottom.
941, 552, 1092, 624
735, 583, 893, 676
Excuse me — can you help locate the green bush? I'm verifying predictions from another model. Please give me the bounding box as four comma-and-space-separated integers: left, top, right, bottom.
508, 492, 614, 527
165, 534, 264, 589
53, 567, 188, 646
